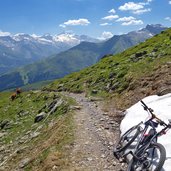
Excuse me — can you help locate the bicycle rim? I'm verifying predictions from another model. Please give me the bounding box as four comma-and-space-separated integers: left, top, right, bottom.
115, 125, 141, 152
131, 143, 166, 171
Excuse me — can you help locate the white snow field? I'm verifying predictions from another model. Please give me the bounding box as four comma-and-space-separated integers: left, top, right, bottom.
120, 93, 171, 171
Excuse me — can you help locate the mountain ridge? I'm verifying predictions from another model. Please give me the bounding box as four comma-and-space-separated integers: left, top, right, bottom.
0, 32, 99, 74
0, 24, 168, 91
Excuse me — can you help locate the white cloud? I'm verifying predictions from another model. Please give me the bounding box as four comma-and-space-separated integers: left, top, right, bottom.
63, 18, 90, 26
122, 19, 143, 26
119, 2, 144, 11
108, 9, 116, 14
165, 17, 171, 22
102, 15, 119, 21
98, 31, 113, 40
118, 1, 152, 15
0, 30, 11, 36
139, 0, 153, 5
59, 24, 66, 28
116, 16, 136, 22
169, 1, 171, 4
100, 23, 112, 26
116, 16, 143, 26
133, 8, 151, 14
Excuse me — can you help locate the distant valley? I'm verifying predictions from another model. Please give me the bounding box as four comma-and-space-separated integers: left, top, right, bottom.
0, 32, 99, 74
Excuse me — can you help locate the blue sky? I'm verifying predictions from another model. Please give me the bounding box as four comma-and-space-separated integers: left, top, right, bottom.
0, 0, 171, 39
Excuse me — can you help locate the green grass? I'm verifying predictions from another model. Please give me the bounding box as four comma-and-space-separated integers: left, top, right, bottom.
0, 91, 69, 144
24, 112, 74, 171
0, 90, 76, 170
20, 80, 53, 91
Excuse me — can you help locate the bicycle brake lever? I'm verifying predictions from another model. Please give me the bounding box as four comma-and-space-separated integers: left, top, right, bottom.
149, 108, 154, 113
143, 105, 148, 111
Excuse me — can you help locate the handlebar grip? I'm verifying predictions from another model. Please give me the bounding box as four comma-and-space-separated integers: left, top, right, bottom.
140, 100, 148, 108
140, 100, 149, 111
140, 100, 154, 115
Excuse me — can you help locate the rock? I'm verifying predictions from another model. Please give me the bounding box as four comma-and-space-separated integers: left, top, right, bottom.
19, 158, 30, 168
135, 51, 147, 57
0, 132, 7, 138
166, 62, 171, 65
109, 72, 116, 79
17, 110, 29, 117
0, 146, 5, 152
110, 82, 120, 91
101, 154, 105, 158
48, 100, 58, 111
52, 165, 58, 170
70, 105, 82, 110
16, 146, 28, 154
112, 161, 117, 166
108, 121, 115, 125
149, 52, 156, 57
100, 118, 105, 121
87, 157, 93, 161
91, 90, 98, 94
48, 99, 63, 115
109, 142, 114, 146
30, 132, 40, 139
36, 125, 43, 131
18, 140, 26, 144
89, 97, 103, 102
34, 112, 46, 123
104, 125, 110, 130
0, 120, 10, 129
157, 88, 171, 96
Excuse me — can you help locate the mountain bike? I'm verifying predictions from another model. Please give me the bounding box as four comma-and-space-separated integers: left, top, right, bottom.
113, 100, 158, 161
113, 100, 171, 171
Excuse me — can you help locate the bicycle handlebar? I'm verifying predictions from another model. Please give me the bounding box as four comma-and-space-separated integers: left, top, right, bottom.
140, 100, 149, 110
140, 100, 168, 127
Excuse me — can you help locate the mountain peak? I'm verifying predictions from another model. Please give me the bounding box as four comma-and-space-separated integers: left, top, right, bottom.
13, 33, 33, 41
146, 24, 165, 28
0, 31, 11, 37
41, 33, 53, 40
145, 24, 168, 35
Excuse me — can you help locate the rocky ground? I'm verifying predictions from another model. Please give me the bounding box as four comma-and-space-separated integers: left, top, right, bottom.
0, 91, 126, 171
63, 93, 126, 171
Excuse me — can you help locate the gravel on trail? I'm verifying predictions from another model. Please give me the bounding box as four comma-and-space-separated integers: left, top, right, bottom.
64, 93, 126, 171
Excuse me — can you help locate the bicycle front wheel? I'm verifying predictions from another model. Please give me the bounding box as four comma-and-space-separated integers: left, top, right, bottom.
114, 123, 142, 157
129, 142, 166, 171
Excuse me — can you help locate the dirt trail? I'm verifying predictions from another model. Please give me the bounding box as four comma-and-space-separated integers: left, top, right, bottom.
64, 93, 125, 171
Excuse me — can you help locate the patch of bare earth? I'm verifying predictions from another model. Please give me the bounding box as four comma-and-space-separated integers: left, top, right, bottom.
63, 93, 125, 171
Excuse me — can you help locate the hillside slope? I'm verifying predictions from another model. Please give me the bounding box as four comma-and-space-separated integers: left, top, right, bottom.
0, 24, 167, 91
47, 28, 171, 108
0, 90, 75, 170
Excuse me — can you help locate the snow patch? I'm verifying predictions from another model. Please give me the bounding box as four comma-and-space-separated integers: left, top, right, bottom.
53, 33, 80, 44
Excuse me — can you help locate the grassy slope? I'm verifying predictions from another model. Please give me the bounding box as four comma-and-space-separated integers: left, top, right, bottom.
0, 90, 75, 170
46, 28, 171, 108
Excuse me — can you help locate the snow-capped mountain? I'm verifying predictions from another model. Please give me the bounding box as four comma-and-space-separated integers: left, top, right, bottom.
0, 32, 99, 74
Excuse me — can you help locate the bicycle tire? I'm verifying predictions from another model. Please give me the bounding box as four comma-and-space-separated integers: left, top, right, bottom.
129, 142, 166, 171
114, 123, 141, 153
